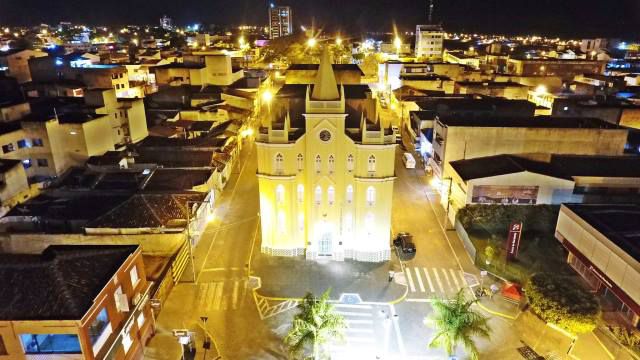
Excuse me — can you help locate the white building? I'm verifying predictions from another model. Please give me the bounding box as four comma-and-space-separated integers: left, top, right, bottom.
415, 25, 444, 60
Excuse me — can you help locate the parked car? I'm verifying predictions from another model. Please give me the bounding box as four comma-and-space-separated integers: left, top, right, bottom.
393, 232, 416, 254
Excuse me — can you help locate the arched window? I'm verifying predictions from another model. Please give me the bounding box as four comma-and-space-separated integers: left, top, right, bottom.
328, 186, 335, 205
366, 186, 376, 206
346, 154, 354, 172
367, 154, 376, 173
297, 184, 304, 203
314, 186, 322, 205
315, 155, 322, 173
276, 184, 285, 204
297, 153, 304, 171
328, 155, 335, 173
346, 185, 354, 203
275, 153, 284, 174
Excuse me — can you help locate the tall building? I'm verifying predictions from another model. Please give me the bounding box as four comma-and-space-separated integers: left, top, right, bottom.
268, 4, 293, 39
256, 48, 396, 262
415, 24, 444, 60
160, 15, 173, 30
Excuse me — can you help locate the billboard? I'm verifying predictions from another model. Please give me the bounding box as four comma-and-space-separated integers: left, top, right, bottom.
472, 185, 539, 205
506, 221, 523, 261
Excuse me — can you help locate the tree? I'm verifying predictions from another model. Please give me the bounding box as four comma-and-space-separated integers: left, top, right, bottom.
525, 273, 600, 335
425, 289, 491, 360
284, 289, 346, 359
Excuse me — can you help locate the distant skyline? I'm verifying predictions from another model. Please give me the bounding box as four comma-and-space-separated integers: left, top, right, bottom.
1, 0, 639, 38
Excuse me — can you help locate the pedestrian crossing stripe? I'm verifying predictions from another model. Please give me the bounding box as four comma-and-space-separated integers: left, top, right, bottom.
404, 267, 467, 294
197, 280, 247, 311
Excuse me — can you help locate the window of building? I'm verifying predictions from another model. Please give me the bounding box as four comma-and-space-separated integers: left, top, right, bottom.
88, 307, 112, 355
276, 184, 285, 204
328, 186, 335, 205
314, 186, 322, 205
2, 143, 14, 154
136, 312, 146, 329
274, 153, 284, 174
346, 154, 354, 172
344, 213, 353, 233
121, 333, 133, 354
20, 334, 82, 354
0, 335, 7, 355
17, 139, 30, 149
114, 112, 118, 119
277, 210, 286, 233
298, 213, 304, 232
130, 265, 140, 287
297, 184, 304, 203
32, 138, 44, 147
296, 153, 304, 171
366, 186, 376, 206
328, 155, 335, 173
114, 286, 129, 312
315, 155, 321, 173
22, 159, 31, 169
37, 158, 48, 167
368, 155, 376, 173
346, 185, 354, 203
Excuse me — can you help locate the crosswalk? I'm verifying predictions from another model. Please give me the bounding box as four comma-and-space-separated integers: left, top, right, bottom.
196, 279, 248, 312
329, 303, 399, 359
404, 267, 468, 298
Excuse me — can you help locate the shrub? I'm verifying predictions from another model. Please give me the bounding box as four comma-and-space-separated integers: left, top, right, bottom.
525, 273, 601, 335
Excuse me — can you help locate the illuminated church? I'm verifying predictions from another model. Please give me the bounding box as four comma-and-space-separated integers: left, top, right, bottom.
256, 48, 396, 262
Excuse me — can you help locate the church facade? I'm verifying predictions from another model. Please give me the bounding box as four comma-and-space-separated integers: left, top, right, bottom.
256, 49, 396, 262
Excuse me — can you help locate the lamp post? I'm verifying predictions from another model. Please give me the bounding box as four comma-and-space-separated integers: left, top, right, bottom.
185, 198, 215, 283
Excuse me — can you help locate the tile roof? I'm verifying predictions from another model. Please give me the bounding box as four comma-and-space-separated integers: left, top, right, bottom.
450, 155, 570, 181
143, 169, 213, 191
437, 115, 623, 129
0, 245, 137, 320
86, 193, 205, 229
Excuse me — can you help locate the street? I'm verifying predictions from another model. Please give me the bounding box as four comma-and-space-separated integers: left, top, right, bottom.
147, 139, 522, 360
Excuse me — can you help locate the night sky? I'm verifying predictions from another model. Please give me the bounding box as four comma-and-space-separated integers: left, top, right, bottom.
1, 0, 639, 38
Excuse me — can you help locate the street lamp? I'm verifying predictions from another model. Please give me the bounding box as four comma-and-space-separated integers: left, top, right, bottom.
336, 37, 342, 46
394, 36, 402, 55
307, 37, 317, 48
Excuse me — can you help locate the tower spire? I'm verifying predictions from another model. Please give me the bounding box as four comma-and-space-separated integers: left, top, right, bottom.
311, 46, 340, 100
428, 0, 434, 23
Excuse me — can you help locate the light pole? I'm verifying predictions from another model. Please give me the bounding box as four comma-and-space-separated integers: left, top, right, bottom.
185, 198, 215, 283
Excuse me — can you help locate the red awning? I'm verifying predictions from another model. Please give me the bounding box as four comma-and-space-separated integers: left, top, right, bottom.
502, 283, 522, 301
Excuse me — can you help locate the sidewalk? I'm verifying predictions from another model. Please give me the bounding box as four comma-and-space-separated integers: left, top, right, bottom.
250, 244, 407, 303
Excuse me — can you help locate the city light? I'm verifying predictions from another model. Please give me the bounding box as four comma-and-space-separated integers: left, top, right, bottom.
307, 37, 317, 47
535, 85, 548, 95
394, 37, 402, 50
336, 37, 343, 46
262, 90, 274, 103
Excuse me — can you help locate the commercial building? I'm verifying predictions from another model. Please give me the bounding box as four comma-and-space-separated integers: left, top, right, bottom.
555, 204, 640, 327
0, 245, 154, 359
268, 4, 293, 39
256, 49, 396, 262
506, 58, 606, 80
415, 25, 444, 60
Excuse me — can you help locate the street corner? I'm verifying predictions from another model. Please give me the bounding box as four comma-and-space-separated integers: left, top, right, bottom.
250, 250, 407, 304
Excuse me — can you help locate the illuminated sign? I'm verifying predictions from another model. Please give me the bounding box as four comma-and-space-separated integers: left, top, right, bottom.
506, 221, 523, 261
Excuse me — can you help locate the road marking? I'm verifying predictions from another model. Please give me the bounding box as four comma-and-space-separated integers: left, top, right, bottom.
335, 311, 373, 317
346, 328, 374, 334
212, 282, 224, 311
390, 304, 406, 356
423, 267, 435, 292
232, 280, 240, 309
432, 268, 444, 293
405, 268, 416, 292
345, 337, 375, 343
450, 269, 460, 289
414, 267, 426, 292
441, 268, 453, 290
333, 304, 373, 309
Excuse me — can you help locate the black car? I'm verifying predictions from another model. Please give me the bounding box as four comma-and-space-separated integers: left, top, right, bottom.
393, 233, 416, 254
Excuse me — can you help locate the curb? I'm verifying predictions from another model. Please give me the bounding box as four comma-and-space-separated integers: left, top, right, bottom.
476, 302, 518, 320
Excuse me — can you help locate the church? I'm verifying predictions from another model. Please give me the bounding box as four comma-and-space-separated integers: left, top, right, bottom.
256, 48, 396, 262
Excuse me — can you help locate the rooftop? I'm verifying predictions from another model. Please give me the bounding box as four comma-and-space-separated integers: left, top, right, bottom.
144, 169, 213, 191
450, 154, 567, 181
564, 204, 640, 263
155, 62, 206, 70
0, 245, 137, 320
0, 159, 22, 173
286, 63, 365, 75
437, 115, 622, 129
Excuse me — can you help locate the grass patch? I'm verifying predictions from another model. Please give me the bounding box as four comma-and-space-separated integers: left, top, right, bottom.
458, 205, 575, 284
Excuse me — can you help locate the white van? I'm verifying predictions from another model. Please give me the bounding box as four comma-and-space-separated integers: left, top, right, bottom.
402, 152, 416, 169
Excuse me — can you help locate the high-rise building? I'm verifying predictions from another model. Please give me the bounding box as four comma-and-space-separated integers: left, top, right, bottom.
256, 48, 396, 262
268, 4, 293, 39
415, 0, 444, 60
415, 24, 444, 60
160, 15, 173, 31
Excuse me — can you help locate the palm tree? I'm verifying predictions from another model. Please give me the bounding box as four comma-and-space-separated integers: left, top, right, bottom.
425, 289, 491, 360
284, 289, 347, 359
